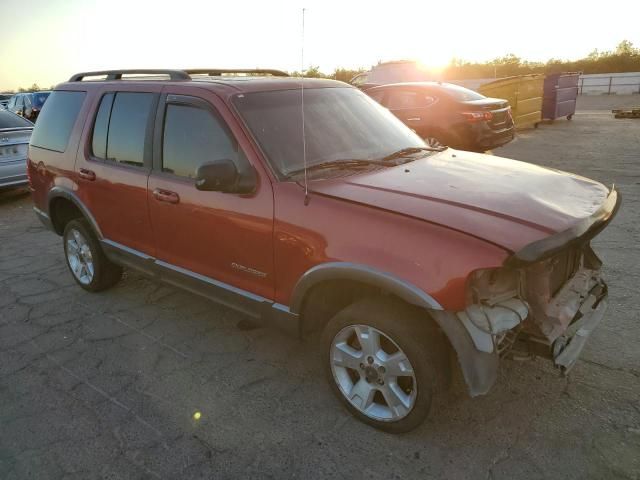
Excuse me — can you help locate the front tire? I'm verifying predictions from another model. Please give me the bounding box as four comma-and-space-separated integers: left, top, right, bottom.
321, 297, 445, 433
63, 219, 122, 292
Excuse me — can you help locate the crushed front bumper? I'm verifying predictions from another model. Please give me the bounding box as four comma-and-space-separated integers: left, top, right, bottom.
552, 280, 608, 372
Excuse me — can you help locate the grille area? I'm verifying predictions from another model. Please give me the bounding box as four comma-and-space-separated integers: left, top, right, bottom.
548, 248, 582, 295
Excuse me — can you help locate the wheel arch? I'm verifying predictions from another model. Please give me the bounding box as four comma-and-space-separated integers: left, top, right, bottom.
290, 262, 499, 397
48, 187, 102, 238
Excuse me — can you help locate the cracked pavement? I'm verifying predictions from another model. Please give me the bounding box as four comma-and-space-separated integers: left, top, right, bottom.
1, 95, 639, 479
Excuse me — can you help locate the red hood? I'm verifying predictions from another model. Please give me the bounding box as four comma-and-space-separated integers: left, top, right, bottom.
310, 149, 610, 253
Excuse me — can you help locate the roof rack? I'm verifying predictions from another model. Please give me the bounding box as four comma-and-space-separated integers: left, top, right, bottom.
69, 68, 289, 82
69, 69, 191, 82
185, 69, 288, 77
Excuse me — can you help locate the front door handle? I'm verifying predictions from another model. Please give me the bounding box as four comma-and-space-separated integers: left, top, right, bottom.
152, 188, 180, 204
407, 117, 422, 121
78, 168, 96, 181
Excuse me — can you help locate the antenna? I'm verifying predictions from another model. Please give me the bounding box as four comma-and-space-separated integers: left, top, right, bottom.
301, 7, 309, 206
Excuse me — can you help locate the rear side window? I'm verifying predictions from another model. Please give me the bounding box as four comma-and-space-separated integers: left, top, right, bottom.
0, 110, 33, 129
91, 92, 154, 167
386, 90, 435, 109
162, 104, 237, 178
30, 91, 86, 152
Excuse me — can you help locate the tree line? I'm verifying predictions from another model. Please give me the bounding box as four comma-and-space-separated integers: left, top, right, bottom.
6, 40, 639, 92
294, 40, 640, 81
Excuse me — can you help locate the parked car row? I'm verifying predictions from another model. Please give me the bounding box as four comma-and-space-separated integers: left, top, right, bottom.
352, 61, 580, 150
2, 91, 51, 122
26, 68, 618, 433
0, 93, 13, 109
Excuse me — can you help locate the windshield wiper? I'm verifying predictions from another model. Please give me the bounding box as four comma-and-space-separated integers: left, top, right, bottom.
286, 159, 386, 177
380, 146, 445, 162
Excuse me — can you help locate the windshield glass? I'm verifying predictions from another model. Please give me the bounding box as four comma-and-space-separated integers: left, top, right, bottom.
32, 92, 51, 108
440, 84, 485, 101
0, 109, 33, 128
233, 87, 428, 178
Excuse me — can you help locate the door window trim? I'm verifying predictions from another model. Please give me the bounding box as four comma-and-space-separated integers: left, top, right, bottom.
86, 90, 158, 172
152, 93, 248, 181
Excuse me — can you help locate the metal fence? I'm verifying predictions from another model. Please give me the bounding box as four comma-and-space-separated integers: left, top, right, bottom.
579, 74, 640, 95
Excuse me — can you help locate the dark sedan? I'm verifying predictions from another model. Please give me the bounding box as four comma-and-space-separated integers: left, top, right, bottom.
366, 82, 515, 152
6, 91, 51, 122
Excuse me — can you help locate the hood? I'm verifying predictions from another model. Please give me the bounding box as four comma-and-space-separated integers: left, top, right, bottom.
311, 150, 610, 253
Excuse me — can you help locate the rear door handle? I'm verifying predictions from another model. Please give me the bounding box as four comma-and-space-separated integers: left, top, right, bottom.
152, 188, 180, 204
407, 117, 422, 121
78, 168, 96, 181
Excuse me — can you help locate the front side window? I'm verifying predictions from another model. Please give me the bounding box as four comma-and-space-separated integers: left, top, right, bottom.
30, 91, 86, 152
233, 87, 425, 178
90, 92, 154, 167
162, 104, 238, 178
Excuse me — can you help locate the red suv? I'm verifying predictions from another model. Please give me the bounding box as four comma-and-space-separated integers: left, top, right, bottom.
28, 69, 619, 433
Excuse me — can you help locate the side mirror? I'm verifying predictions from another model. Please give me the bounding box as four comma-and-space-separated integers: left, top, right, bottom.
195, 159, 256, 194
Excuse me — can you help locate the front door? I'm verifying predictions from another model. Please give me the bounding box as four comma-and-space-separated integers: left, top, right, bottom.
147, 87, 274, 301
75, 85, 161, 259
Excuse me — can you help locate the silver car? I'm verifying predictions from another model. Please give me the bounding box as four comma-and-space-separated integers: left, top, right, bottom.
0, 109, 33, 189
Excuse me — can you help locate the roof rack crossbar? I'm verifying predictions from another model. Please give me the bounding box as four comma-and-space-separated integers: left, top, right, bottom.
185, 68, 288, 77
69, 69, 191, 82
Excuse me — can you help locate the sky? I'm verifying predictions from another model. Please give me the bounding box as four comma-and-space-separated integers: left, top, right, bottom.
1, 0, 639, 91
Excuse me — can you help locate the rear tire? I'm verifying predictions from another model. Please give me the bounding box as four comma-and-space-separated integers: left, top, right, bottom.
63, 219, 122, 292
321, 297, 447, 433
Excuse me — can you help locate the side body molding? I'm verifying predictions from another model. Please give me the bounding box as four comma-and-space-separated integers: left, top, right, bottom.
47, 186, 103, 238
289, 262, 444, 313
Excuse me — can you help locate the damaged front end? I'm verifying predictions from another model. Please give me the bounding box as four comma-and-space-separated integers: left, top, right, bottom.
452, 188, 620, 393
461, 245, 608, 373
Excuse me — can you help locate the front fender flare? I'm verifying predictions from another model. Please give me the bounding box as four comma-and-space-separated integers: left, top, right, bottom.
289, 262, 443, 313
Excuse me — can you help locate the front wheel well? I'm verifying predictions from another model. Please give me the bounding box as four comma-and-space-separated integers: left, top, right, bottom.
49, 197, 84, 235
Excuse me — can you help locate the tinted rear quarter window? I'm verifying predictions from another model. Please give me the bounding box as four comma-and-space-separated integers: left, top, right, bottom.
91, 93, 114, 159
162, 104, 237, 178
105, 92, 154, 167
0, 110, 33, 129
30, 91, 86, 152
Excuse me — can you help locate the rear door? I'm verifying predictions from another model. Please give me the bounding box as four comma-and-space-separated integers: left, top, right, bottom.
75, 85, 161, 260
384, 88, 438, 136
147, 86, 275, 300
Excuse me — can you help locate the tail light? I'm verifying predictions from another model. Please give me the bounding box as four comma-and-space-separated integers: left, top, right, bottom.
461, 111, 493, 123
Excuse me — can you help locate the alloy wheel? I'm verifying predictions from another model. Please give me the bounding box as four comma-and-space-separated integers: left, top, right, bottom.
66, 228, 95, 285
330, 324, 417, 422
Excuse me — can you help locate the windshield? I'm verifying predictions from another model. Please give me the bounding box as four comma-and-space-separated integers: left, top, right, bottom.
440, 84, 486, 101
0, 109, 33, 128
233, 87, 428, 178
32, 92, 51, 108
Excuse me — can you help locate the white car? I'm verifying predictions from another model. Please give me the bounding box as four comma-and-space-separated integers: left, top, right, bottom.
0, 109, 33, 189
